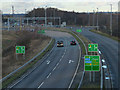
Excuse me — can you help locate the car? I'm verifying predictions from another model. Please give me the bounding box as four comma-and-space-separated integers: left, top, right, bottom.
57, 41, 64, 47
70, 40, 76, 45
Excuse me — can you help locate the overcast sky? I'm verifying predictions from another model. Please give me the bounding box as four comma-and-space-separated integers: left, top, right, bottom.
0, 0, 119, 14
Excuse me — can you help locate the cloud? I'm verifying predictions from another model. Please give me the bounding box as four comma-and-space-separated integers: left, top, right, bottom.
1, 1, 118, 14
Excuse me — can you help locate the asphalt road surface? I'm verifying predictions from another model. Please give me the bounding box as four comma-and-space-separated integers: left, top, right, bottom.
71, 27, 119, 88
8, 31, 81, 88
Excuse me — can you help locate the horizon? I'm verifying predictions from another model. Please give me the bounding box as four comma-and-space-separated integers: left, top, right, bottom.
0, 1, 118, 14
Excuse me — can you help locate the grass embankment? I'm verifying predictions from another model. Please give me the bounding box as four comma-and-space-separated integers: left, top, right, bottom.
90, 29, 120, 42
2, 30, 55, 88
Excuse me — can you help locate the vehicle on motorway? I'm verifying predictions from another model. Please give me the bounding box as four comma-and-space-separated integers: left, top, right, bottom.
70, 40, 76, 45
57, 41, 64, 47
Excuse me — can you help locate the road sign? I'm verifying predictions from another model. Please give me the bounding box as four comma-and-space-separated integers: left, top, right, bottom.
76, 29, 82, 32
84, 55, 100, 71
38, 30, 45, 34
88, 44, 98, 52
16, 46, 25, 54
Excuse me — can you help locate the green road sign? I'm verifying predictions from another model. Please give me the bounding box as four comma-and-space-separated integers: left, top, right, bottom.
88, 44, 98, 52
38, 30, 45, 34
16, 46, 25, 54
84, 55, 100, 71
76, 29, 82, 32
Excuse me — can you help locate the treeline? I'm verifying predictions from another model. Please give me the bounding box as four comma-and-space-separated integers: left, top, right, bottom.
26, 7, 119, 37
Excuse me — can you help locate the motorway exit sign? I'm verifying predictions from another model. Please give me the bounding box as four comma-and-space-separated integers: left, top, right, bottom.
16, 46, 25, 54
38, 30, 45, 34
88, 44, 98, 52
84, 55, 100, 71
76, 29, 82, 32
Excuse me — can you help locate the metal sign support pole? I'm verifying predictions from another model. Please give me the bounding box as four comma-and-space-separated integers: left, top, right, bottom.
8, 18, 10, 31
16, 54, 18, 60
93, 51, 95, 82
27, 18, 28, 25
90, 71, 91, 82
23, 54, 25, 59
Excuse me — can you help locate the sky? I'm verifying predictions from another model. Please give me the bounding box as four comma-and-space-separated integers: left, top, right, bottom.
0, 0, 119, 14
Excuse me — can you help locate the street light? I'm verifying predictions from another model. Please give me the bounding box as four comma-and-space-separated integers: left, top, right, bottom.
97, 8, 99, 30
93, 10, 95, 27
110, 4, 112, 36
45, 6, 47, 27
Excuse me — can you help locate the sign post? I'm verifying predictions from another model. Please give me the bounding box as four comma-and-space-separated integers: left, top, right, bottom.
86, 43, 99, 82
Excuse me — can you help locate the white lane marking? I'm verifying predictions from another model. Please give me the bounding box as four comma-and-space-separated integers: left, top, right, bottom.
38, 82, 44, 88
47, 73, 51, 78
52, 67, 56, 71
68, 60, 74, 64
56, 63, 59, 66
68, 37, 82, 89
46, 60, 50, 64
60, 58, 62, 62
10, 70, 32, 88
38, 42, 67, 88
61, 55, 64, 59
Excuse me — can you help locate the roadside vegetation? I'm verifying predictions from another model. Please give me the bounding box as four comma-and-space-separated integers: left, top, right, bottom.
90, 29, 120, 42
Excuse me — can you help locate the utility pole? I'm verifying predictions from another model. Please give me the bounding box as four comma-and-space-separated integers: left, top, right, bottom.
88, 11, 90, 26
54, 9, 55, 25
45, 6, 47, 27
25, 9, 26, 14
12, 6, 14, 16
93, 10, 95, 27
97, 8, 99, 30
110, 4, 112, 36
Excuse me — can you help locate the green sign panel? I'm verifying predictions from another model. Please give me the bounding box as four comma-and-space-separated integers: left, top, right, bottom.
16, 46, 25, 54
88, 44, 98, 52
84, 55, 100, 71
38, 30, 45, 34
76, 29, 82, 32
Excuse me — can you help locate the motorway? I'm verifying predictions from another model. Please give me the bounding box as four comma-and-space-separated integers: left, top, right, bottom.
71, 27, 119, 88
8, 31, 81, 88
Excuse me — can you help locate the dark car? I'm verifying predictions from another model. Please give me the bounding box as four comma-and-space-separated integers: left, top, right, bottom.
70, 40, 76, 45
57, 41, 64, 47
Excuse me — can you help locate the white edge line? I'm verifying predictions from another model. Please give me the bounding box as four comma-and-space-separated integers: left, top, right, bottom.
38, 82, 44, 88
47, 73, 51, 79
68, 36, 81, 89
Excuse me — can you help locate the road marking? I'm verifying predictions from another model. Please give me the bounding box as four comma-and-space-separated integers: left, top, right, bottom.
46, 60, 50, 64
9, 42, 56, 88
62, 55, 64, 58
56, 63, 59, 66
9, 70, 33, 88
60, 58, 62, 61
38, 82, 44, 88
47, 73, 51, 78
68, 34, 83, 89
52, 67, 56, 71
37, 41, 67, 88
69, 60, 74, 64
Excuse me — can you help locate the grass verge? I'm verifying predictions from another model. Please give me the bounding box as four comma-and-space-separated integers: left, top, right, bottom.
2, 39, 55, 88
90, 30, 120, 42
